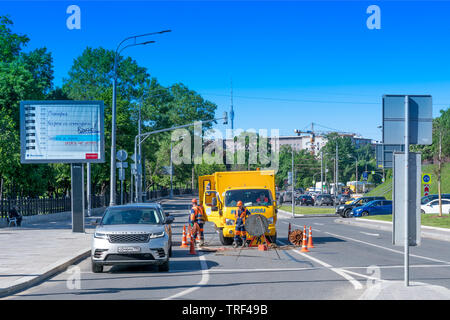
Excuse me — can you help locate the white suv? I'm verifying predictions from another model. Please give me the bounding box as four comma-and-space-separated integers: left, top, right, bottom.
91, 204, 174, 273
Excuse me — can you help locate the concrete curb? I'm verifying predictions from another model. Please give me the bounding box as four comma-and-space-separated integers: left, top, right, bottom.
278, 209, 338, 218
335, 218, 450, 242
0, 247, 91, 298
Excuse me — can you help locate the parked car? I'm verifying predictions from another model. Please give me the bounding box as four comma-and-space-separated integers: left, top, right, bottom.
335, 194, 351, 205
315, 194, 334, 206
352, 200, 392, 217
421, 194, 450, 205
296, 194, 315, 206
421, 199, 450, 214
91, 203, 175, 273
336, 196, 386, 218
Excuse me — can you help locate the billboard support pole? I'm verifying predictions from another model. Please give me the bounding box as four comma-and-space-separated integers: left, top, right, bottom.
71, 163, 85, 233
87, 163, 91, 217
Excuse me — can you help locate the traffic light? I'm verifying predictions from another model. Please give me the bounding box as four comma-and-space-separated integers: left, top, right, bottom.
223, 111, 228, 125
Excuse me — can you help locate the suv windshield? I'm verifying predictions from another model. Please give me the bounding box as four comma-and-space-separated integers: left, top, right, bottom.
225, 189, 272, 207
101, 208, 163, 225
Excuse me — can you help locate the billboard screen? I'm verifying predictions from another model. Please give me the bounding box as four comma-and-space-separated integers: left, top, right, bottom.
20, 101, 105, 163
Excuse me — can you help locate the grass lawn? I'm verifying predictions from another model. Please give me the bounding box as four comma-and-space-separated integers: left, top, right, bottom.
361, 214, 450, 229
280, 205, 335, 215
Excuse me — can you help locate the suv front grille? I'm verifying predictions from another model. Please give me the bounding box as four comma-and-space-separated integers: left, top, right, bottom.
108, 234, 150, 243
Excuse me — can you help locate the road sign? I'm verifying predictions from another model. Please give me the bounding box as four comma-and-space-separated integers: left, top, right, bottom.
116, 149, 128, 162
393, 152, 421, 247
131, 153, 140, 163
382, 95, 432, 145
116, 161, 128, 168
423, 184, 430, 196
362, 172, 368, 181
421, 173, 431, 184
376, 143, 405, 169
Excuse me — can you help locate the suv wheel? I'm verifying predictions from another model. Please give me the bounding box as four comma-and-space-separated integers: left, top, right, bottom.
158, 259, 170, 272
91, 260, 103, 273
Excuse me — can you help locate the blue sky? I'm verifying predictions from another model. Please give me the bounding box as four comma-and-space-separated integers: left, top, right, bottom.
2, 1, 450, 140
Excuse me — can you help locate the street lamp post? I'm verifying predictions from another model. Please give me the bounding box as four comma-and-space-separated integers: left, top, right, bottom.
109, 30, 171, 207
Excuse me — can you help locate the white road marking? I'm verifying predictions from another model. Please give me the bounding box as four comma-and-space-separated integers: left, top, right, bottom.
278, 239, 363, 290
314, 223, 325, 226
162, 252, 210, 300
359, 231, 380, 237
324, 231, 450, 264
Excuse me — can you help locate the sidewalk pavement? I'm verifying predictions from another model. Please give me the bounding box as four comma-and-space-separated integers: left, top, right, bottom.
0, 212, 103, 298
0, 195, 180, 298
335, 217, 450, 242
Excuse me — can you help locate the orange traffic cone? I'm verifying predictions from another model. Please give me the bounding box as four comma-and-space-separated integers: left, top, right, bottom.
300, 225, 309, 253
189, 234, 197, 255
307, 226, 315, 249
180, 225, 188, 248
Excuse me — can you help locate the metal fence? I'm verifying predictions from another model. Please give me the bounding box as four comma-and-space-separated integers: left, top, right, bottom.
0, 188, 194, 218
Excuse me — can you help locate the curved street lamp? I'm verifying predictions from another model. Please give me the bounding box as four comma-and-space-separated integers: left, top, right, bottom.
110, 30, 171, 206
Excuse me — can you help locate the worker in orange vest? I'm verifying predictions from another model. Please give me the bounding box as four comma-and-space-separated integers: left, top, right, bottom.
189, 198, 205, 246
233, 200, 251, 248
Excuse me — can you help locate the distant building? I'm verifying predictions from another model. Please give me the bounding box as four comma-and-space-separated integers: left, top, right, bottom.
278, 133, 374, 155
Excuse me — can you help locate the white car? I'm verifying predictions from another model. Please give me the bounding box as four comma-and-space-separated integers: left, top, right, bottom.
91, 204, 174, 273
421, 199, 450, 214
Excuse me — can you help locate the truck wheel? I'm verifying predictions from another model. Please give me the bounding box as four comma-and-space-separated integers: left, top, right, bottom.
219, 229, 234, 245
267, 233, 277, 244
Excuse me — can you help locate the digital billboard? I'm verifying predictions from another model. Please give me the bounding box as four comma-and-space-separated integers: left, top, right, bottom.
20, 101, 105, 163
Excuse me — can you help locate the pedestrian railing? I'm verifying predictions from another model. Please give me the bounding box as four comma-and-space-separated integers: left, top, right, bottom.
0, 188, 195, 218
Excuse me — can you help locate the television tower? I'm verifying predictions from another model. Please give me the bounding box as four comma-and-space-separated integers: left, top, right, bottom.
230, 79, 235, 130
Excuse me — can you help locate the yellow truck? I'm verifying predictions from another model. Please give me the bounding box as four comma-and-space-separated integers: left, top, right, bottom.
198, 169, 278, 245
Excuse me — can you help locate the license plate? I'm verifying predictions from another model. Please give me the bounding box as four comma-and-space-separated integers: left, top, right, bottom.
118, 246, 141, 253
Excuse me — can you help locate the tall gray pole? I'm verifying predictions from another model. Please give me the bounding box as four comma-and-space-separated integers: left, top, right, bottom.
130, 167, 133, 203
138, 102, 142, 203
170, 142, 173, 198
320, 150, 323, 194
336, 143, 339, 196
291, 147, 294, 218
87, 163, 91, 216
404, 95, 410, 286
109, 58, 118, 206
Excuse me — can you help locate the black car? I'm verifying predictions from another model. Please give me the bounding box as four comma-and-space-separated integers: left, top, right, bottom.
296, 194, 314, 206
336, 196, 386, 218
335, 194, 351, 205
315, 194, 334, 206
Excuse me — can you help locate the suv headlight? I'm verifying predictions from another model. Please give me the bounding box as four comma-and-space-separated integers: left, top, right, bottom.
226, 219, 235, 226
150, 231, 165, 239
94, 231, 108, 239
